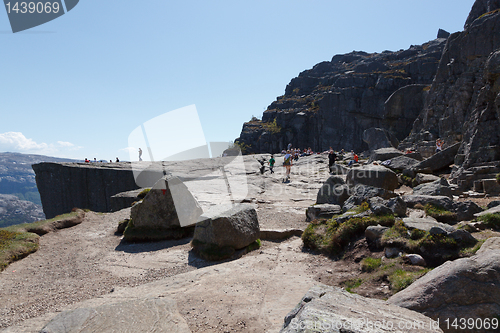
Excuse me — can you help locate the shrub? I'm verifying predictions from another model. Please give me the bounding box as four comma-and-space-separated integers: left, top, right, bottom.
343, 278, 363, 293
262, 118, 281, 134
496, 173, 500, 184
360, 257, 381, 272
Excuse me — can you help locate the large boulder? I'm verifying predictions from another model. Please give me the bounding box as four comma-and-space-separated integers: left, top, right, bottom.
412, 142, 461, 173
412, 178, 453, 198
316, 176, 350, 206
346, 164, 399, 191
343, 184, 397, 212
39, 298, 190, 333
124, 175, 203, 241
362, 127, 399, 151
369, 147, 404, 163
281, 284, 442, 333
380, 155, 420, 172
193, 204, 259, 251
388, 247, 500, 332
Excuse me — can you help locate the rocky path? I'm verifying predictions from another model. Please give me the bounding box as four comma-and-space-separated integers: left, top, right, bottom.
0, 154, 331, 332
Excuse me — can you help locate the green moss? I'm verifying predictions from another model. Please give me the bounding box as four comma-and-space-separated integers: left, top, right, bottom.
360, 257, 382, 272
343, 278, 363, 293
424, 203, 457, 223
477, 213, 500, 229
389, 268, 430, 292
0, 229, 39, 272
137, 188, 151, 199
496, 173, 500, 184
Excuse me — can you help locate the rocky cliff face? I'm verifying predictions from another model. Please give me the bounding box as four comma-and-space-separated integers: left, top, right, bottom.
32, 162, 140, 219
400, 0, 500, 185
236, 34, 448, 154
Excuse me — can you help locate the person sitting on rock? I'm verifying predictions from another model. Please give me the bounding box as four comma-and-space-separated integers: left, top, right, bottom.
348, 151, 358, 167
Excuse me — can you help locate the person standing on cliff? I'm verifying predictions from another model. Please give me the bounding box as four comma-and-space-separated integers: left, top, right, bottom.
283, 150, 292, 180
138, 148, 143, 161
328, 147, 337, 172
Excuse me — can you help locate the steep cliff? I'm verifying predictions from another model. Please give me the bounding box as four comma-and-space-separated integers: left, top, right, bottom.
236, 34, 448, 154
400, 0, 500, 185
32, 162, 140, 219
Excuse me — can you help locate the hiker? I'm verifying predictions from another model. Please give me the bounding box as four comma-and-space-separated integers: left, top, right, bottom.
138, 148, 143, 161
258, 158, 266, 174
116, 157, 120, 162
269, 154, 275, 174
328, 148, 337, 172
283, 150, 293, 179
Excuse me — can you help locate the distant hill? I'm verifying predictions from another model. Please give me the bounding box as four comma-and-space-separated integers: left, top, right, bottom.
0, 152, 78, 227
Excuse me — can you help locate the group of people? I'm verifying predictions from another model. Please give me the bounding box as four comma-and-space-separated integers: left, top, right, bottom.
84, 157, 120, 163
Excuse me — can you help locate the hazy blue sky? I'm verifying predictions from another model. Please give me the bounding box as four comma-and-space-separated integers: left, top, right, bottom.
0, 0, 475, 161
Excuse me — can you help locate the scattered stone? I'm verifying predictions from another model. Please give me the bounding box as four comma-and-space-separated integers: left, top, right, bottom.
388, 251, 500, 329
448, 229, 477, 244
429, 226, 448, 235
306, 204, 342, 222
316, 176, 350, 206
412, 178, 452, 198
281, 284, 441, 333
413, 173, 440, 186
40, 298, 190, 333
365, 225, 389, 243
403, 216, 455, 233
259, 229, 303, 240
474, 204, 500, 217
487, 200, 500, 209
384, 247, 402, 258
403, 254, 426, 266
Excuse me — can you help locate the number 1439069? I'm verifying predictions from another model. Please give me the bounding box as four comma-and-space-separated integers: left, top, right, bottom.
5, 2, 60, 14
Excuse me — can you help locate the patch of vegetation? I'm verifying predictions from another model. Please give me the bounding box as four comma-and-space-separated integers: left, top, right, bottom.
424, 203, 457, 223
380, 220, 477, 266
116, 219, 129, 234
476, 213, 500, 229
360, 257, 381, 272
343, 278, 363, 293
478, 8, 500, 20
262, 118, 281, 134
496, 173, 500, 184
460, 239, 485, 256
5, 211, 80, 235
0, 229, 39, 272
229, 141, 251, 154
389, 268, 430, 292
137, 188, 151, 199
302, 214, 395, 256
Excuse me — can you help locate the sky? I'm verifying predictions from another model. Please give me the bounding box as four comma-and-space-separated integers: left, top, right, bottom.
0, 0, 476, 161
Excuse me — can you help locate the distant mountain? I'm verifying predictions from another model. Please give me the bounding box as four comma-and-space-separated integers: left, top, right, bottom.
0, 152, 78, 227
0, 194, 45, 228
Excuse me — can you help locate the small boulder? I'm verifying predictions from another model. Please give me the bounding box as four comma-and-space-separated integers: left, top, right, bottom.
381, 155, 420, 172
384, 247, 402, 258
403, 216, 455, 233
342, 184, 397, 212
365, 224, 389, 243
413, 173, 440, 186
306, 204, 342, 222
367, 196, 407, 217
403, 254, 426, 266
